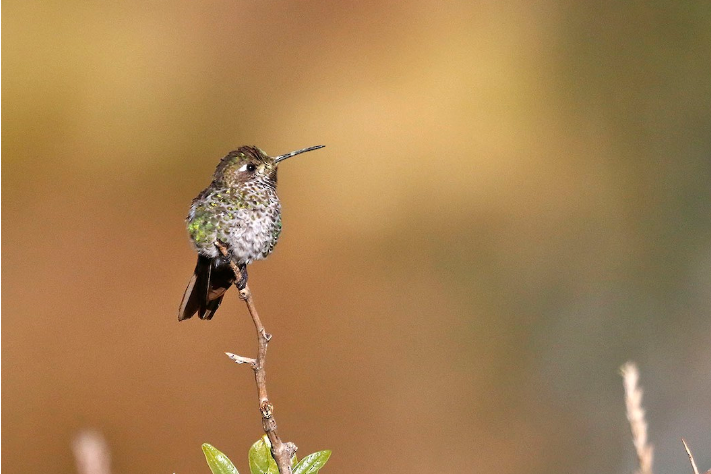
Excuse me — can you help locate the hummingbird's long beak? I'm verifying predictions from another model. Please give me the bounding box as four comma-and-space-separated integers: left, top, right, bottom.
274, 145, 325, 163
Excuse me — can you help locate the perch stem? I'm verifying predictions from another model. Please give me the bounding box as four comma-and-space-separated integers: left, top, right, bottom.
215, 242, 296, 474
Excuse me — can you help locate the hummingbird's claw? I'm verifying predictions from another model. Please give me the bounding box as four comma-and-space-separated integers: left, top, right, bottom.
236, 264, 249, 290
214, 240, 231, 258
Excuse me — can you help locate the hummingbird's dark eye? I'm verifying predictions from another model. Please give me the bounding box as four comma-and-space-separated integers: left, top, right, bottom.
246, 163, 256, 172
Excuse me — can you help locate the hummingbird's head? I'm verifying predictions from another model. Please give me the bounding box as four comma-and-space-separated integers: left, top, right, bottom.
213, 145, 325, 188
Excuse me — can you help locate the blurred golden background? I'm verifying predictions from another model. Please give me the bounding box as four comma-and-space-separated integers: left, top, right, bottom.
4, 1, 711, 473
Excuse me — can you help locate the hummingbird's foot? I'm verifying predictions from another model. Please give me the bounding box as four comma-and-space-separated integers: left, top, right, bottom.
236, 264, 249, 290
214, 240, 232, 261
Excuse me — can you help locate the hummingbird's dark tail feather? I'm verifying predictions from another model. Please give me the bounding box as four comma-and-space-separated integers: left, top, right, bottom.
178, 255, 234, 321
178, 256, 210, 321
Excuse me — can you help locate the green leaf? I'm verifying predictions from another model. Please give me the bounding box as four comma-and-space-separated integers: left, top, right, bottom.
202, 444, 239, 474
293, 450, 332, 474
248, 436, 278, 474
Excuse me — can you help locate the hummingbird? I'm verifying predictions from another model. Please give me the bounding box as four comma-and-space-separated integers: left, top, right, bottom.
178, 144, 325, 321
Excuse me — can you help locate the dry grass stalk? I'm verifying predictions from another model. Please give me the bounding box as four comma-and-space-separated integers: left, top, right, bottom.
681, 438, 711, 474
72, 430, 111, 474
682, 438, 701, 474
620, 361, 654, 474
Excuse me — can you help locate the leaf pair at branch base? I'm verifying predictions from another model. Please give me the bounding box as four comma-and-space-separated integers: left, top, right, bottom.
202, 437, 331, 474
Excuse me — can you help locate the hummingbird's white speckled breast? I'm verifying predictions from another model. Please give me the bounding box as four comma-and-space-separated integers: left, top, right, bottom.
187, 181, 282, 265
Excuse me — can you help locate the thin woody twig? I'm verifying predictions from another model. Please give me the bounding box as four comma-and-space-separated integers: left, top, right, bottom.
225, 352, 257, 367
215, 242, 297, 474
